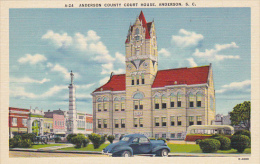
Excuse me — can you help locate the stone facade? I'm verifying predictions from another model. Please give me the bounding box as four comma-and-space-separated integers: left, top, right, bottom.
92, 11, 215, 139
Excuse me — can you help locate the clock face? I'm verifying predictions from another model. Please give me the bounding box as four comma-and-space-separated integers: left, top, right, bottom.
132, 35, 144, 48
127, 64, 132, 70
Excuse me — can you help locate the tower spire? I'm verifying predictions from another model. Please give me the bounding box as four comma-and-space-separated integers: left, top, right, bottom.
70, 70, 74, 84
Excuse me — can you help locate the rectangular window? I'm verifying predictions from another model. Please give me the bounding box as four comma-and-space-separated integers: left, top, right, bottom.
114, 119, 119, 128
103, 119, 107, 128
197, 101, 201, 107
132, 75, 135, 85
177, 94, 182, 107
162, 117, 167, 127
170, 101, 174, 107
177, 116, 182, 126
162, 134, 166, 139
134, 100, 139, 110
22, 119, 27, 127
189, 116, 194, 126
189, 94, 194, 107
141, 74, 145, 84
121, 119, 125, 128
177, 133, 182, 139
170, 116, 175, 126
134, 118, 138, 127
139, 100, 143, 110
155, 117, 159, 127
170, 133, 175, 138
139, 118, 143, 127
115, 103, 119, 111
155, 99, 159, 109
162, 99, 167, 109
104, 103, 108, 111
190, 102, 194, 107
197, 94, 202, 107
98, 104, 102, 112
121, 103, 125, 111
177, 101, 181, 107
98, 119, 101, 128
155, 134, 159, 139
136, 75, 139, 85
197, 116, 202, 125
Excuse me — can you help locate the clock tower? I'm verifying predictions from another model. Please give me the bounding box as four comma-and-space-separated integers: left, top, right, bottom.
125, 11, 158, 135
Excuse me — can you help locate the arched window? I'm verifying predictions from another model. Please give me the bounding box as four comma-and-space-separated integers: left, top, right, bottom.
103, 97, 108, 102
114, 97, 120, 101
189, 93, 195, 107
133, 92, 144, 110
154, 95, 160, 109
97, 97, 102, 102
135, 28, 139, 35
196, 92, 202, 107
170, 93, 175, 107
161, 94, 167, 109
177, 92, 182, 107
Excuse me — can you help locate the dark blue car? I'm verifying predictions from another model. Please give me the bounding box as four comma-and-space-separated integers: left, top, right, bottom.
102, 134, 170, 157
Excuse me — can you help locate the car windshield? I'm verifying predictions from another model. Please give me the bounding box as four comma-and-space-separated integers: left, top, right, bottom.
121, 136, 130, 141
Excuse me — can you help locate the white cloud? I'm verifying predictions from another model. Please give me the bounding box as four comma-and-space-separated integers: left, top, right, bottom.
101, 62, 125, 75
42, 30, 72, 48
76, 83, 95, 89
216, 80, 251, 94
10, 85, 67, 99
115, 52, 125, 64
172, 29, 204, 48
10, 77, 50, 84
158, 48, 171, 57
99, 77, 110, 85
186, 58, 197, 67
50, 64, 80, 80
193, 42, 239, 61
18, 54, 47, 65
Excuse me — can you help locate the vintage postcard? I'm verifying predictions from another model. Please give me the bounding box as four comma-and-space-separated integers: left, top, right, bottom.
0, 0, 259, 164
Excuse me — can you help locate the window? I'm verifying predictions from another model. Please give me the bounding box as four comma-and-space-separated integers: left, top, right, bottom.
104, 103, 108, 111
139, 100, 143, 110
135, 28, 139, 35
177, 133, 182, 139
114, 119, 119, 128
196, 92, 202, 107
155, 134, 159, 139
121, 119, 125, 128
162, 95, 167, 109
115, 103, 119, 111
197, 116, 202, 125
189, 93, 194, 107
177, 116, 182, 126
134, 118, 138, 127
177, 93, 182, 107
135, 35, 140, 41
171, 133, 175, 138
162, 134, 166, 139
162, 117, 167, 127
170, 93, 175, 107
132, 75, 135, 85
189, 116, 194, 126
155, 117, 159, 126
136, 75, 139, 85
133, 137, 139, 143
139, 118, 143, 127
103, 119, 107, 128
98, 119, 101, 128
154, 96, 159, 109
121, 103, 125, 111
139, 137, 149, 143
141, 74, 145, 84
170, 116, 175, 126
22, 119, 27, 127
134, 100, 139, 110
98, 104, 102, 112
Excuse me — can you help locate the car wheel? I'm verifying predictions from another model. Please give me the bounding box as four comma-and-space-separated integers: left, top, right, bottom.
121, 151, 131, 157
160, 149, 169, 157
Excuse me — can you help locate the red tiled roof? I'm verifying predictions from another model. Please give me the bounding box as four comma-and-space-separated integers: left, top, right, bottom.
93, 66, 210, 93
152, 66, 210, 88
125, 11, 152, 43
93, 74, 126, 92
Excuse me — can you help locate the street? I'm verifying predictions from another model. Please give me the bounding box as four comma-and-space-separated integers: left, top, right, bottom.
9, 151, 107, 157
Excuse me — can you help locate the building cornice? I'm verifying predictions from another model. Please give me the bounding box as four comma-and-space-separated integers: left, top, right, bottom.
152, 83, 208, 91
92, 90, 126, 96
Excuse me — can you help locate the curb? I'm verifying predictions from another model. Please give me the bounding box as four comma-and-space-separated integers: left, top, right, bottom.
9, 148, 103, 154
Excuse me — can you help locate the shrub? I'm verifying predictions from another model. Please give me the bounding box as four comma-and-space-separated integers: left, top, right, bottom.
71, 135, 86, 148
213, 136, 231, 150
18, 139, 32, 148
66, 134, 77, 143
54, 137, 61, 143
195, 139, 202, 144
82, 138, 89, 147
231, 135, 250, 153
210, 134, 222, 138
234, 130, 250, 138
88, 133, 106, 149
21, 133, 35, 142
13, 135, 22, 141
9, 138, 19, 148
199, 139, 221, 153
107, 135, 115, 144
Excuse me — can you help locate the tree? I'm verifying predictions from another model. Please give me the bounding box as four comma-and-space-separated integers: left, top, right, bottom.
230, 101, 250, 131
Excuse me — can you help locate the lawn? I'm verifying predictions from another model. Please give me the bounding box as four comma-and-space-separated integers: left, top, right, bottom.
59, 143, 251, 154
29, 144, 64, 149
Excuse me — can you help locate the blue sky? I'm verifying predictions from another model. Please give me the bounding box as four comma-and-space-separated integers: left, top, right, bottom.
9, 8, 251, 115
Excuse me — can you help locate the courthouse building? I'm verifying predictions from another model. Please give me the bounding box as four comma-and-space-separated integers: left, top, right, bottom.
92, 11, 215, 139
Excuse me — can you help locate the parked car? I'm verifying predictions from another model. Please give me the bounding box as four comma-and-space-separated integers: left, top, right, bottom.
102, 134, 170, 157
